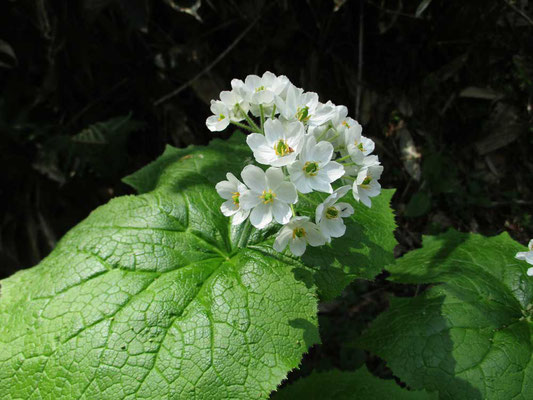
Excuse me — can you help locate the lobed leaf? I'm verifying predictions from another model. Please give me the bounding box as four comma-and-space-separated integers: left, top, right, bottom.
359, 230, 533, 400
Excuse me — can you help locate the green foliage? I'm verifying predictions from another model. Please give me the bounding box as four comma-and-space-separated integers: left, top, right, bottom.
359, 230, 533, 400
272, 367, 437, 400
0, 133, 396, 399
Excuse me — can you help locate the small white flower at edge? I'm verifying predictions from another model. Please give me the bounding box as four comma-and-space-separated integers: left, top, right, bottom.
274, 216, 327, 256
343, 123, 375, 165
206, 100, 231, 132
352, 164, 383, 208
515, 239, 533, 276
246, 119, 305, 167
316, 185, 354, 240
239, 165, 298, 229
215, 173, 250, 225
288, 135, 345, 194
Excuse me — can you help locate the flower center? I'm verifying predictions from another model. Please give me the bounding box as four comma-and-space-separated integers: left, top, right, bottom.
357, 142, 364, 151
303, 161, 319, 176
342, 120, 351, 128
260, 189, 276, 204
274, 139, 294, 157
292, 227, 306, 239
325, 206, 339, 219
218, 114, 226, 121
296, 106, 310, 122
361, 176, 372, 188
231, 191, 240, 206
255, 85, 265, 92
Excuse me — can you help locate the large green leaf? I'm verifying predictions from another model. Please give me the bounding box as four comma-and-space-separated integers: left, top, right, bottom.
0, 132, 395, 399
271, 367, 437, 399
359, 230, 533, 400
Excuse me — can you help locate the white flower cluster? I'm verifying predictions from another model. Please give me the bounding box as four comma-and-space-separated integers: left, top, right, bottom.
209, 71, 383, 256
516, 239, 533, 276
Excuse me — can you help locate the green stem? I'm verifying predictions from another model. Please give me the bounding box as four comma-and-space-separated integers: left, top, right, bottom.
290, 203, 296, 217
341, 162, 357, 167
260, 105, 265, 134
326, 132, 340, 143
238, 104, 261, 132
230, 120, 255, 132
270, 104, 277, 119
337, 154, 352, 162
315, 124, 332, 142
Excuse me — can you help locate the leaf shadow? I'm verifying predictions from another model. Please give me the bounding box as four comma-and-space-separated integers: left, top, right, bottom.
359, 293, 483, 399
289, 318, 321, 349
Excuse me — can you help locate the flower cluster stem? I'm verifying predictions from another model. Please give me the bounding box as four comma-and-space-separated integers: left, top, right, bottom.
238, 104, 261, 132
230, 120, 255, 132
260, 105, 265, 134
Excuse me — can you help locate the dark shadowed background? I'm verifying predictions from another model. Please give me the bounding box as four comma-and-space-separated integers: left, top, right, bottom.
1, 0, 532, 383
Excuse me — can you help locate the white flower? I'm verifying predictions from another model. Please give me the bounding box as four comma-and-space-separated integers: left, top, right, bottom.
239, 165, 297, 229
516, 239, 533, 276
288, 135, 345, 193
219, 90, 249, 120
308, 104, 358, 148
246, 119, 305, 167
215, 173, 251, 225
343, 123, 374, 164
233, 71, 290, 117
273, 216, 327, 256
315, 185, 354, 240
206, 101, 231, 132
352, 164, 383, 207
275, 85, 336, 126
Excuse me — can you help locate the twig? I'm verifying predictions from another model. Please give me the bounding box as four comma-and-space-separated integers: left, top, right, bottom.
364, 0, 419, 19
355, 0, 364, 120
502, 0, 533, 26
154, 16, 260, 107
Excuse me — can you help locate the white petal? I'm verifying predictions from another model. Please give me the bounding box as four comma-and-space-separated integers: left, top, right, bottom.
232, 208, 250, 225
254, 146, 278, 166
266, 167, 285, 190
337, 202, 354, 217
220, 199, 238, 216
276, 182, 298, 204
322, 161, 345, 182
320, 218, 346, 238
313, 140, 334, 164
310, 174, 333, 193
270, 152, 298, 167
304, 224, 327, 246
359, 190, 372, 207
241, 165, 266, 193
206, 115, 229, 132
274, 228, 292, 252
250, 203, 272, 229
264, 119, 284, 144
239, 191, 261, 210
528, 267, 533, 276
291, 174, 313, 194
272, 201, 291, 225
215, 180, 236, 199
289, 238, 307, 256
247, 133, 268, 152
315, 202, 325, 224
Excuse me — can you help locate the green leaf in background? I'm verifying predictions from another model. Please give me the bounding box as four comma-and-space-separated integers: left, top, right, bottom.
405, 191, 431, 218
271, 366, 437, 400
0, 132, 396, 399
359, 230, 533, 400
